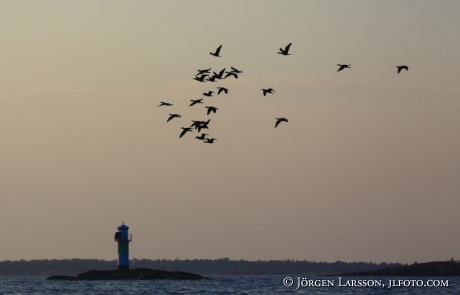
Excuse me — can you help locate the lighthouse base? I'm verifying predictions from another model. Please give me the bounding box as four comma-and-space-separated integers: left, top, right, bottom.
117, 265, 129, 272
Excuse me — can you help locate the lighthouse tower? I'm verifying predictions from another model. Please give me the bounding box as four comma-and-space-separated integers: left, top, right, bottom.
114, 222, 132, 271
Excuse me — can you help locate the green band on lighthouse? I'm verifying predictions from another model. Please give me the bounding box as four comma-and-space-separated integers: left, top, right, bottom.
118, 243, 129, 254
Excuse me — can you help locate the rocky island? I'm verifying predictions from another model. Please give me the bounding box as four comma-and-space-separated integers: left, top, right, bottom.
46, 268, 208, 280
46, 223, 206, 280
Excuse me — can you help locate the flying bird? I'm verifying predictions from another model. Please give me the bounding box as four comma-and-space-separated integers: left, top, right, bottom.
396, 65, 409, 74
167, 114, 181, 122
197, 119, 211, 132
278, 43, 292, 55
190, 119, 212, 132
158, 102, 173, 107
194, 75, 208, 82
262, 88, 275, 96
275, 117, 288, 128
204, 138, 217, 144
179, 127, 193, 138
205, 106, 218, 115
189, 99, 203, 107
196, 68, 211, 76
210, 45, 222, 57
203, 91, 214, 97
230, 67, 243, 73
212, 68, 226, 79
217, 87, 228, 95
337, 64, 351, 72
195, 133, 208, 140
224, 72, 238, 79
190, 120, 206, 130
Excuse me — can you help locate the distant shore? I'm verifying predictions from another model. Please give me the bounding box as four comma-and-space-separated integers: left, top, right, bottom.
334, 261, 460, 276
0, 258, 401, 276
6, 259, 460, 277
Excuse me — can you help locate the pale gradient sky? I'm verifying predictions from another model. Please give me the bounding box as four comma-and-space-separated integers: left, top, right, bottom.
1, 1, 460, 264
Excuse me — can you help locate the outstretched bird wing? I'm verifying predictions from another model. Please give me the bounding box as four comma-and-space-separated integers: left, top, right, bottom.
224, 72, 238, 79
180, 127, 193, 138
218, 68, 226, 78
215, 45, 222, 55
167, 114, 177, 122
285, 43, 292, 53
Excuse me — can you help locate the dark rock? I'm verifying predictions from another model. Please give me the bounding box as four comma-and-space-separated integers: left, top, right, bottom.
46, 268, 209, 280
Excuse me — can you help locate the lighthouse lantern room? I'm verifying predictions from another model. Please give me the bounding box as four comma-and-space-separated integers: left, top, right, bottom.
114, 222, 132, 271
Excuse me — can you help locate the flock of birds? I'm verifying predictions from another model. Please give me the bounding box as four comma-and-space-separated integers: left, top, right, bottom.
157, 43, 409, 144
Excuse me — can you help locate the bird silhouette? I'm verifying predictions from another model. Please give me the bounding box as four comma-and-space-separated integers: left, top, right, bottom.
196, 68, 211, 76
190, 120, 206, 130
230, 67, 243, 73
205, 106, 218, 115
278, 43, 292, 55
179, 127, 193, 138
262, 88, 275, 96
189, 99, 203, 107
337, 64, 351, 72
217, 87, 228, 95
194, 75, 208, 82
396, 65, 409, 74
212, 68, 226, 79
210, 45, 222, 57
190, 119, 212, 132
158, 102, 173, 107
204, 138, 217, 144
207, 76, 217, 82
275, 117, 288, 128
167, 114, 181, 122
224, 72, 238, 79
195, 133, 208, 140
197, 119, 211, 132
203, 91, 214, 97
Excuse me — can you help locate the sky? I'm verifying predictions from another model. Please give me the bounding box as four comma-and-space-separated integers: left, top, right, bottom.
1, 1, 460, 264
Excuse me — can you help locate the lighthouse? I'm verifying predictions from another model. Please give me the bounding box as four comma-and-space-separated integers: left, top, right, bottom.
114, 222, 132, 271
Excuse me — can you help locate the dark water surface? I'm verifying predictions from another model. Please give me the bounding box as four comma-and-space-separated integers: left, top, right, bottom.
0, 276, 458, 294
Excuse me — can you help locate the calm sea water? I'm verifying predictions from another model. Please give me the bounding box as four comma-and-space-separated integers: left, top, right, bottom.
0, 275, 458, 294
